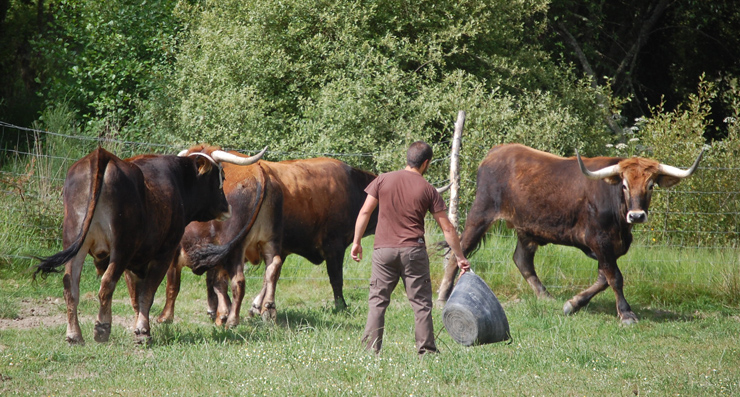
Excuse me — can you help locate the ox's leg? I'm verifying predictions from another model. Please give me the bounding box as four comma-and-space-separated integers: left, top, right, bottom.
62, 250, 88, 345
157, 252, 185, 324
251, 251, 283, 321
224, 261, 245, 328
564, 255, 638, 324
564, 267, 609, 316
437, 200, 497, 303
607, 264, 637, 324
130, 258, 172, 344
124, 270, 138, 314
325, 246, 347, 310
248, 270, 267, 318
95, 257, 129, 343
513, 237, 552, 299
206, 267, 231, 323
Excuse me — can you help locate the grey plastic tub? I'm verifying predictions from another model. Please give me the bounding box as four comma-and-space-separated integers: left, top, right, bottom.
442, 271, 510, 346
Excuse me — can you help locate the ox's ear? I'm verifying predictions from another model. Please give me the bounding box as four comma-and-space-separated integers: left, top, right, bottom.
194, 155, 214, 176
654, 175, 682, 189
602, 175, 622, 185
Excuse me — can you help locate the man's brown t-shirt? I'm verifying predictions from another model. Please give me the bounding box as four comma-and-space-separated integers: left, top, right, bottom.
365, 169, 447, 249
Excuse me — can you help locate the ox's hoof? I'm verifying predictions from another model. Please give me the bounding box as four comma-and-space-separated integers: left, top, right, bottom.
261, 309, 276, 322
93, 322, 112, 343
248, 305, 261, 318
334, 298, 348, 311
261, 303, 276, 322
156, 315, 173, 324
434, 299, 447, 309
66, 335, 85, 346
225, 318, 240, 329
207, 310, 218, 322
214, 314, 228, 327
134, 334, 152, 346
134, 327, 152, 345
563, 301, 579, 316
620, 312, 638, 325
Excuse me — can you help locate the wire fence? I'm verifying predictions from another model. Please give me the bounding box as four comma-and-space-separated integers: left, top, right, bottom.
1, 122, 738, 293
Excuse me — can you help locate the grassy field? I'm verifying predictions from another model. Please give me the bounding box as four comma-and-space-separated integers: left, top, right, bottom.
1, 234, 739, 396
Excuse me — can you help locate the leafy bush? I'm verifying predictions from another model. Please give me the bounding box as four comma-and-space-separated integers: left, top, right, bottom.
32, 0, 183, 138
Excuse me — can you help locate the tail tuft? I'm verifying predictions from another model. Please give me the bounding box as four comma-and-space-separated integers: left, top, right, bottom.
32, 244, 81, 281
186, 243, 230, 275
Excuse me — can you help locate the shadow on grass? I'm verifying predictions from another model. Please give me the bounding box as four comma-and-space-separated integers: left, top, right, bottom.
152, 306, 363, 346
576, 299, 696, 323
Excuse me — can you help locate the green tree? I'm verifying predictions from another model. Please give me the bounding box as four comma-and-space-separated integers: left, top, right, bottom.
31, 0, 182, 139
546, 0, 740, 138
146, 0, 608, 179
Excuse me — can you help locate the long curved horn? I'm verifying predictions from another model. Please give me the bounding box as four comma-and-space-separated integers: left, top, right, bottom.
657, 148, 705, 178
210, 146, 268, 165
436, 182, 452, 194
576, 149, 620, 180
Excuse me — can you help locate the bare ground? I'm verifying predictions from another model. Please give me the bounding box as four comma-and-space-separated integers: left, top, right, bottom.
1, 296, 140, 331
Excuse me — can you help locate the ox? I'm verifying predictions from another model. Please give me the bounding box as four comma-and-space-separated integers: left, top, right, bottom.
156, 146, 378, 326
437, 143, 703, 324
34, 146, 264, 344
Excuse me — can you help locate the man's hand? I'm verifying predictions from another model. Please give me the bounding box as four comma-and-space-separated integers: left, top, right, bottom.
457, 257, 471, 275
351, 242, 363, 262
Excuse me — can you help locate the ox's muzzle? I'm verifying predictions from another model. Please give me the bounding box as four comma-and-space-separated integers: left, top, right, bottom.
626, 210, 647, 224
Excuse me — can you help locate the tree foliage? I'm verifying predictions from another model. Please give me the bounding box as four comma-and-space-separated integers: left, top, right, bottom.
30, 0, 183, 137
145, 0, 607, 177
546, 0, 740, 137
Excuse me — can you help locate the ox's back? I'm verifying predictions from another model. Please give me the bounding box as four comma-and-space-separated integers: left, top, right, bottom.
263, 158, 376, 262
477, 144, 624, 247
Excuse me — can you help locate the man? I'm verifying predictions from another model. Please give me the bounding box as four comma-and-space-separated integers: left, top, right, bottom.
351, 141, 471, 356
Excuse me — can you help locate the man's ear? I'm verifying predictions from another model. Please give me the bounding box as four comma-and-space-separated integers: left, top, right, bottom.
422, 159, 431, 172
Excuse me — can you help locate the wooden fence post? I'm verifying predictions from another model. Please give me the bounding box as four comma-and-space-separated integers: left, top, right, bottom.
448, 110, 465, 230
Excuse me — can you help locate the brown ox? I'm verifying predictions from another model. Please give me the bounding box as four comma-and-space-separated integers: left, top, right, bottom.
437, 143, 703, 324
157, 146, 378, 326
34, 146, 264, 344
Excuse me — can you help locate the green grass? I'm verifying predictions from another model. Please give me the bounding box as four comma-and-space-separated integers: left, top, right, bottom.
1, 234, 739, 395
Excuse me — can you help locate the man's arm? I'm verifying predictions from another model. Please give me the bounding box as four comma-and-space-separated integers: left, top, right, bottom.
433, 211, 471, 274
350, 195, 378, 262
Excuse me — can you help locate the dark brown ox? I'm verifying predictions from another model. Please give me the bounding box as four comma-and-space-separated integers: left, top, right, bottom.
34, 146, 264, 344
437, 143, 703, 324
157, 146, 378, 326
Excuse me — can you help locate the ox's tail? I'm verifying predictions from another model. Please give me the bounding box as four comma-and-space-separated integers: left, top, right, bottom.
188, 164, 267, 276
34, 148, 109, 279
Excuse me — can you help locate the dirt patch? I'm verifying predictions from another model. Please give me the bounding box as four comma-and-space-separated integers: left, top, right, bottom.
0, 297, 131, 331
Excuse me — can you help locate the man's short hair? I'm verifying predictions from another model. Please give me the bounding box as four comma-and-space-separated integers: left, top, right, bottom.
407, 141, 433, 169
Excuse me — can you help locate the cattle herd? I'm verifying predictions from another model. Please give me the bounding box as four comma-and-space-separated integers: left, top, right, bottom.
35, 143, 703, 345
